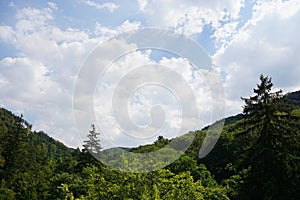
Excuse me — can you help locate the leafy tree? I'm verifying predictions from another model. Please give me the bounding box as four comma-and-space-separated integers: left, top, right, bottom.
238, 75, 300, 199
57, 184, 75, 200
0, 180, 15, 200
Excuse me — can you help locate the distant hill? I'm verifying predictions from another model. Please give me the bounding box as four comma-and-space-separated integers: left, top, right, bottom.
102, 90, 300, 159
1, 89, 298, 155
117, 89, 300, 180
286, 90, 300, 108
0, 107, 73, 160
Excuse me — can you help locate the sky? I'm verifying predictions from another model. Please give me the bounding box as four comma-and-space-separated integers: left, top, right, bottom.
1, 0, 300, 149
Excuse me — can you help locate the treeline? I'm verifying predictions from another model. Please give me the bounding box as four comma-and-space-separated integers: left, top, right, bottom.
0, 108, 228, 199
0, 75, 300, 199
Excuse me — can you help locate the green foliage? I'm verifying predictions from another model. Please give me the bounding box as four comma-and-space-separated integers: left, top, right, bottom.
292, 109, 300, 116
0, 79, 299, 199
286, 90, 300, 108
0, 180, 15, 200
57, 184, 75, 200
237, 75, 300, 199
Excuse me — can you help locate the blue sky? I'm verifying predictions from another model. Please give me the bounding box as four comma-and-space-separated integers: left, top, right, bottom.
1, 0, 300, 148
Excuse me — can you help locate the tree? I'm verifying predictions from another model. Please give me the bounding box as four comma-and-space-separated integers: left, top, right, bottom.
238, 74, 300, 199
83, 124, 102, 154
79, 124, 103, 167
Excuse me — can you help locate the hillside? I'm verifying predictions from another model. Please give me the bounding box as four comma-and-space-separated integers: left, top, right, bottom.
0, 107, 229, 199
286, 90, 300, 108
0, 108, 73, 160
0, 87, 299, 199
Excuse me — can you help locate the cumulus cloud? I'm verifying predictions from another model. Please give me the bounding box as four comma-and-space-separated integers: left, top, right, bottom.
137, 0, 245, 37
214, 0, 300, 115
0, 57, 78, 147
0, 3, 223, 148
82, 0, 119, 12
0, 26, 15, 43
47, 2, 58, 10
86, 44, 221, 149
94, 20, 141, 38
0, 7, 103, 147
2, 0, 298, 150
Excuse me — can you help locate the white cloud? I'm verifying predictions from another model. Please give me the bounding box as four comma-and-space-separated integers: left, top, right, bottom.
0, 56, 82, 147
212, 21, 239, 51
0, 57, 75, 142
0, 3, 223, 148
3, 0, 299, 150
137, 0, 245, 36
0, 6, 108, 148
214, 0, 300, 116
88, 45, 219, 149
82, 0, 119, 12
137, 0, 148, 12
47, 2, 58, 10
16, 7, 53, 22
0, 26, 15, 43
94, 20, 141, 38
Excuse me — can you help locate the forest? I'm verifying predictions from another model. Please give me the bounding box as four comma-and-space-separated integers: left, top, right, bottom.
1, 75, 300, 200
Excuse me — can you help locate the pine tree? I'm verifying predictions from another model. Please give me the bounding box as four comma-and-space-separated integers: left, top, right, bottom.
83, 124, 102, 154
238, 75, 300, 199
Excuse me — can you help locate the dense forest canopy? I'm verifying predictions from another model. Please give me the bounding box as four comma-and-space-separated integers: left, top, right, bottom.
1, 75, 300, 199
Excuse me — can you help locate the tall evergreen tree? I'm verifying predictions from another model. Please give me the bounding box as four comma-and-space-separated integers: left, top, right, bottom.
83, 124, 102, 154
238, 75, 300, 199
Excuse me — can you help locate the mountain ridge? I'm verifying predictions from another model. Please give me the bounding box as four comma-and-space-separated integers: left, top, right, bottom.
1, 90, 299, 152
